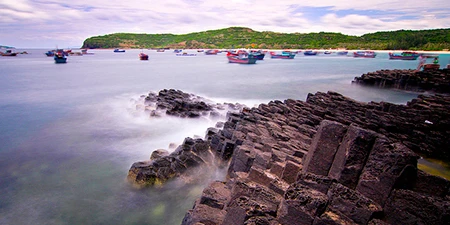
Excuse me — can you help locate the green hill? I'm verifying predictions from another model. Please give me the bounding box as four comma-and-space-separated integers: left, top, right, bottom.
81, 27, 450, 50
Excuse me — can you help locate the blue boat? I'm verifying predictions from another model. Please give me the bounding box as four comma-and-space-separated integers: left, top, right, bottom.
336, 51, 348, 55
173, 49, 183, 53
54, 52, 67, 63
269, 51, 295, 59
45, 50, 55, 56
114, 49, 125, 53
353, 51, 376, 58
304, 50, 318, 56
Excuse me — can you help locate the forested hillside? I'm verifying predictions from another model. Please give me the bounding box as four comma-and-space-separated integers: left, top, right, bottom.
82, 27, 450, 50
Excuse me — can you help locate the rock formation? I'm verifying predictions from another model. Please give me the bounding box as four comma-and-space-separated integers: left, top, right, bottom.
352, 69, 450, 93
127, 89, 450, 224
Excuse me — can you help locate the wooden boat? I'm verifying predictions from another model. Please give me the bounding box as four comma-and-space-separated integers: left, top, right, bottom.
139, 52, 149, 60
205, 49, 219, 55
1, 49, 17, 56
269, 51, 295, 59
227, 52, 257, 64
249, 50, 266, 60
54, 50, 67, 63
156, 49, 165, 52
304, 50, 318, 56
176, 52, 197, 56
114, 49, 125, 53
45, 50, 55, 56
353, 51, 376, 58
389, 51, 419, 60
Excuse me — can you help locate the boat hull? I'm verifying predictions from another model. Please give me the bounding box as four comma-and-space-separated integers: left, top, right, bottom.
353, 51, 376, 58
389, 53, 418, 60
269, 52, 295, 59
54, 56, 67, 63
304, 51, 318, 56
139, 53, 149, 60
227, 56, 257, 64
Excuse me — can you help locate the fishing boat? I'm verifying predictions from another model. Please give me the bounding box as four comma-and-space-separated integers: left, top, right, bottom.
353, 51, 376, 58
176, 52, 197, 56
139, 52, 149, 60
45, 50, 55, 56
249, 50, 266, 60
324, 51, 332, 55
114, 49, 125, 53
205, 49, 219, 55
336, 51, 348, 55
156, 49, 165, 52
1, 49, 17, 56
269, 51, 295, 59
304, 50, 318, 56
389, 51, 420, 60
54, 50, 67, 63
173, 49, 183, 53
226, 52, 257, 64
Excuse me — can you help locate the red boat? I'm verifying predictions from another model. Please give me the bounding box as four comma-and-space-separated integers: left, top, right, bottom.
139, 52, 149, 60
388, 51, 419, 60
205, 49, 219, 55
226, 52, 257, 64
353, 51, 376, 58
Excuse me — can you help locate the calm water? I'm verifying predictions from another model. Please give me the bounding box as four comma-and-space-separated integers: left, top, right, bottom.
0, 49, 448, 224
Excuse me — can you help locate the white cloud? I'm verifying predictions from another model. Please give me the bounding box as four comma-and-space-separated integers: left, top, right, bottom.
0, 0, 449, 48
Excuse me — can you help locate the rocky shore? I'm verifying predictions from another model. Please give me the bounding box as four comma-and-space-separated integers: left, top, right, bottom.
127, 89, 449, 225
352, 69, 450, 93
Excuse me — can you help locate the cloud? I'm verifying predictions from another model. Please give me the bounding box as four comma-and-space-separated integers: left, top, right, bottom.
0, 0, 449, 48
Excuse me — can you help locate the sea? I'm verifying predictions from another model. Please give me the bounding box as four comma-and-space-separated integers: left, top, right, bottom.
1, 49, 449, 225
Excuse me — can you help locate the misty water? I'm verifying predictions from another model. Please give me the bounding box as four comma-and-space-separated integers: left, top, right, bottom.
0, 49, 448, 224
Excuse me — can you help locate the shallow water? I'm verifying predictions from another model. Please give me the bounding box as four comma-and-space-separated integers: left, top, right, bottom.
0, 49, 448, 224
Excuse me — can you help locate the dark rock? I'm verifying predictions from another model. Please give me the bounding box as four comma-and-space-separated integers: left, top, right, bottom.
413, 169, 450, 197
328, 124, 378, 189
150, 149, 169, 160
279, 183, 329, 225
353, 69, 450, 93
356, 138, 418, 206
295, 172, 334, 195
313, 207, 358, 225
384, 189, 450, 225
199, 181, 231, 210
128, 90, 450, 224
302, 120, 348, 176
281, 161, 302, 184
327, 183, 382, 225
181, 203, 226, 225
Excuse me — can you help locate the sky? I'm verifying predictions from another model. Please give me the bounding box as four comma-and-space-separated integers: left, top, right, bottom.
1, 0, 449, 48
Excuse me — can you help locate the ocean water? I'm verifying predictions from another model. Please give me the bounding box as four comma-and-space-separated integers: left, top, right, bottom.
0, 49, 448, 224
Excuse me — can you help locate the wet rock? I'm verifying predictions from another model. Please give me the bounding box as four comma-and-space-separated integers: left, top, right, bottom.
150, 149, 169, 160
